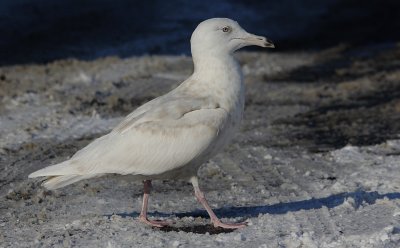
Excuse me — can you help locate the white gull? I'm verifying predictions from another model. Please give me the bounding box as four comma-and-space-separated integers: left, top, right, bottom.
29, 17, 274, 229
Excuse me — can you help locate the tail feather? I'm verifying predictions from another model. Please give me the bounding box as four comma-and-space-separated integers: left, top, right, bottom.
29, 160, 79, 178
29, 160, 98, 190
42, 175, 89, 190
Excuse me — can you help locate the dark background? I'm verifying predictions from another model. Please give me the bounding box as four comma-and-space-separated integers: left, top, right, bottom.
1, 0, 400, 65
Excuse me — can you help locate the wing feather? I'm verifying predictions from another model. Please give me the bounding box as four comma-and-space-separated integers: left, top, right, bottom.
32, 96, 227, 178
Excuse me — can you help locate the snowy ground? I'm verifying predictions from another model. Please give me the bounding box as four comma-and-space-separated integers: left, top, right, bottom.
1, 44, 400, 247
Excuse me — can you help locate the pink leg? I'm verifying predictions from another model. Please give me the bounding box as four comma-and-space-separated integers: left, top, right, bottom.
191, 177, 247, 229
138, 180, 168, 227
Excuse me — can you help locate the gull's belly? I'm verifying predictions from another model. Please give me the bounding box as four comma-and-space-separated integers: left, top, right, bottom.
209, 80, 245, 158
217, 102, 244, 150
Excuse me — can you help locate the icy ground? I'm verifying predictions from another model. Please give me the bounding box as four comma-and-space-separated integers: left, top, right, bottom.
1, 44, 400, 247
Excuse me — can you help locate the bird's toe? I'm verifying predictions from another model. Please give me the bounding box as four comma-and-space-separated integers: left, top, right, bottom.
212, 220, 247, 229
139, 216, 169, 228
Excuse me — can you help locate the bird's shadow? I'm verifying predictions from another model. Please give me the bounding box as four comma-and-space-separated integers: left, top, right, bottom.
108, 190, 400, 234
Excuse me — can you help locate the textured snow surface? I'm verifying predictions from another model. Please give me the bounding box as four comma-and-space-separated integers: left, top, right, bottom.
1, 46, 400, 247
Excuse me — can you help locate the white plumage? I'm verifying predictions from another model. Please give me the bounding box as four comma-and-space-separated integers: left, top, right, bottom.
29, 18, 274, 229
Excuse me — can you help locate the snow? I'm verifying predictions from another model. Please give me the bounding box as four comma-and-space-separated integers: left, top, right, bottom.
1, 45, 400, 247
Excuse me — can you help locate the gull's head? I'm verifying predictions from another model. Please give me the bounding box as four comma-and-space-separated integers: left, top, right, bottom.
191, 18, 274, 57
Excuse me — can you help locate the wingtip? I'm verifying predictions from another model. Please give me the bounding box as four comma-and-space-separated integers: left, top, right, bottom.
28, 170, 45, 178
27, 160, 74, 179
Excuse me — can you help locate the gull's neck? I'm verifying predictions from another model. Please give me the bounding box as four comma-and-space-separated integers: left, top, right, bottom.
185, 53, 244, 111
190, 53, 243, 92
192, 53, 240, 80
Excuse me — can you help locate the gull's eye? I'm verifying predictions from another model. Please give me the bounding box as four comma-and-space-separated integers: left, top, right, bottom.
222, 26, 231, 33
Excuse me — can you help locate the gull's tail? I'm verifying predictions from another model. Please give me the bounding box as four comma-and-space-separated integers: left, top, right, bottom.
29, 160, 91, 190
40, 175, 89, 190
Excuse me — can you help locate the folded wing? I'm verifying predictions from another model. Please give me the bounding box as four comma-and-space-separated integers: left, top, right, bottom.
29, 96, 227, 179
